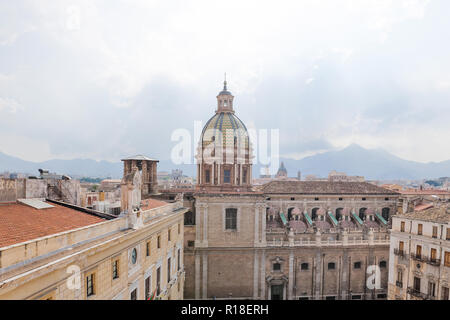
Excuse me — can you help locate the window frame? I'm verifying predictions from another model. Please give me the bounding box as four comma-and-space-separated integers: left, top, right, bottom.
224, 208, 238, 231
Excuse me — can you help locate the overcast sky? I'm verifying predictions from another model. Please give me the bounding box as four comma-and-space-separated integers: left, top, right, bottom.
0, 0, 449, 164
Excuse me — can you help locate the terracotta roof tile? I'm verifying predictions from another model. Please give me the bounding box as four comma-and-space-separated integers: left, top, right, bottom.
0, 201, 105, 248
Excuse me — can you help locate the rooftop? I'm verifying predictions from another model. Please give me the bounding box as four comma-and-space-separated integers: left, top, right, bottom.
262, 181, 399, 195
396, 205, 450, 224
0, 200, 106, 248
140, 198, 168, 211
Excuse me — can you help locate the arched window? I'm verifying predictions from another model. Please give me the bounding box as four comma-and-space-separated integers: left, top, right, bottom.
359, 208, 367, 220
382, 208, 390, 221
336, 208, 343, 220
287, 208, 294, 221
311, 208, 319, 221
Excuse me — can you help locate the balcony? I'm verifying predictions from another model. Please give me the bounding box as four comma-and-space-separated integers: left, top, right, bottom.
407, 287, 428, 300
426, 258, 441, 267
393, 248, 408, 258
410, 254, 441, 266
410, 253, 426, 263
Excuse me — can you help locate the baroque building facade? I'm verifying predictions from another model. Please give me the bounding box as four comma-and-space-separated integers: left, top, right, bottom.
183, 81, 400, 300
388, 205, 450, 300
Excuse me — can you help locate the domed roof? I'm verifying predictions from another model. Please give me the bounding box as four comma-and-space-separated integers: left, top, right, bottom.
200, 112, 249, 150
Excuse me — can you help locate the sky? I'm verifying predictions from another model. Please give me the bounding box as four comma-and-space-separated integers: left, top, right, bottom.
0, 0, 449, 164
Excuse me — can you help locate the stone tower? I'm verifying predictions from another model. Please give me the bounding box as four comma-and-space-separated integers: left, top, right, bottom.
121, 155, 158, 197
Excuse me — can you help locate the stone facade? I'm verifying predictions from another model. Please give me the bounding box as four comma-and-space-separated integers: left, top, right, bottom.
388, 205, 450, 300
183, 81, 398, 300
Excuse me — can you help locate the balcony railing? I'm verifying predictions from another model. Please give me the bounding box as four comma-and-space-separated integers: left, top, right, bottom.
393, 248, 407, 258
426, 258, 441, 267
410, 253, 426, 262
410, 254, 441, 266
407, 287, 428, 300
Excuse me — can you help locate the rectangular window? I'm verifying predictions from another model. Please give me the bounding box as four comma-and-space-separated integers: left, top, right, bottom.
168, 229, 171, 242
400, 221, 405, 232
86, 273, 95, 297
145, 276, 151, 300
130, 289, 137, 300
146, 241, 151, 257
223, 169, 231, 183
354, 262, 361, 269
418, 224, 423, 235
447, 228, 450, 241
428, 282, 436, 297
430, 248, 437, 262
442, 287, 449, 300
432, 226, 438, 238
205, 170, 210, 183
112, 259, 119, 280
413, 277, 421, 292
178, 223, 181, 234
243, 168, 247, 183
445, 252, 450, 267
156, 267, 161, 296
177, 249, 181, 271
416, 245, 422, 259
225, 208, 237, 230
157, 235, 161, 249
167, 258, 171, 283
399, 241, 404, 254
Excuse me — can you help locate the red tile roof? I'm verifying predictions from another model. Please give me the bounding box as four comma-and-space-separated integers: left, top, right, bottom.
0, 201, 105, 248
140, 199, 168, 211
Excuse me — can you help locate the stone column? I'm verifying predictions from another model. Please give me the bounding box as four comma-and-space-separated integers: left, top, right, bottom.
195, 253, 201, 299
195, 204, 202, 245
211, 163, 215, 185
314, 249, 322, 299
203, 205, 208, 246
254, 206, 260, 246
202, 252, 208, 299
260, 250, 266, 299
261, 207, 267, 244
288, 251, 294, 300
253, 251, 259, 299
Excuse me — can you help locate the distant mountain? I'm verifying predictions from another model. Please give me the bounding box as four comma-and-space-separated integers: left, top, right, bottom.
1, 144, 449, 180
253, 144, 450, 180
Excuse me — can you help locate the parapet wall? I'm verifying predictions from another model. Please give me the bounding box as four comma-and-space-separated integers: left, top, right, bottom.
0, 217, 126, 270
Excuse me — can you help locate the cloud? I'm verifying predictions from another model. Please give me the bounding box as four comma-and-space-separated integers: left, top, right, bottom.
1, 0, 449, 166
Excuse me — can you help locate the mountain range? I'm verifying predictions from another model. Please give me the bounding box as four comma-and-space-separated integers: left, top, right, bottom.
0, 144, 449, 180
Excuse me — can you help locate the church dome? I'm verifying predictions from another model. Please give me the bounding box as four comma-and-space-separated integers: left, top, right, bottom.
195, 79, 253, 192
200, 112, 249, 151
